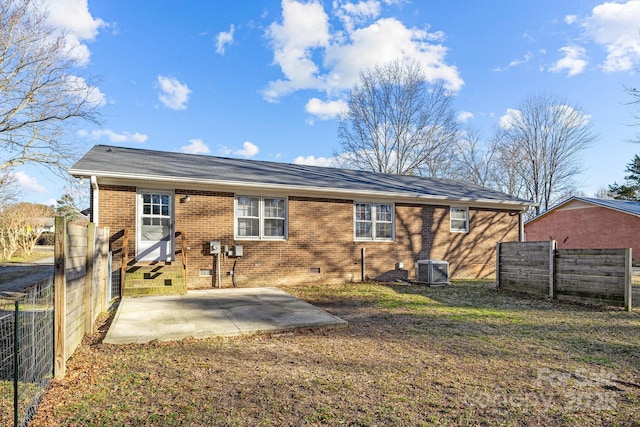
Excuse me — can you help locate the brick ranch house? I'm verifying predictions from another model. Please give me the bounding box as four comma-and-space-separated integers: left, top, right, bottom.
525, 196, 640, 265
70, 145, 533, 291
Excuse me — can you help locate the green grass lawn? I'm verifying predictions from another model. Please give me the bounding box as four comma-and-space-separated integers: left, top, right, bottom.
2, 247, 52, 264
29, 281, 640, 426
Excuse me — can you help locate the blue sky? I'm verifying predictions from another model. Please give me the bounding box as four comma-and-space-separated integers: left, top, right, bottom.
14, 0, 640, 206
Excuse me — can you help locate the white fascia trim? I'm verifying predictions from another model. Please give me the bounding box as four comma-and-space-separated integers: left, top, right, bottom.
71, 170, 534, 211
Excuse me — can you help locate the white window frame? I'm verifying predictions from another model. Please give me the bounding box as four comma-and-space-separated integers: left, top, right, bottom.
450, 207, 469, 233
354, 202, 394, 242
234, 195, 287, 240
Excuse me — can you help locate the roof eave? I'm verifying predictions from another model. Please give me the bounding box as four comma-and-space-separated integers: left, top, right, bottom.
70, 169, 533, 211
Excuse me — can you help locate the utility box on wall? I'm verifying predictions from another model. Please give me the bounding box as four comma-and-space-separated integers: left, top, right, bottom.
209, 240, 221, 254
230, 245, 243, 257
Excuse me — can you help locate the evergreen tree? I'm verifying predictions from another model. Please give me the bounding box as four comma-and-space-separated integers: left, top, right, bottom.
609, 154, 640, 201
55, 194, 81, 220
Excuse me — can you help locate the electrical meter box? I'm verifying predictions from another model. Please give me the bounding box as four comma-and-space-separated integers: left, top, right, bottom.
232, 245, 243, 257
209, 240, 221, 255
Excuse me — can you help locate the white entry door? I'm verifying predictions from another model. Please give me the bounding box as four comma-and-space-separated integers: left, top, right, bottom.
137, 190, 173, 261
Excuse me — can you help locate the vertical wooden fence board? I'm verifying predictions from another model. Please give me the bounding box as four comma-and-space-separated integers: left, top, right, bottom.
54, 217, 67, 379
84, 223, 96, 333
625, 248, 632, 312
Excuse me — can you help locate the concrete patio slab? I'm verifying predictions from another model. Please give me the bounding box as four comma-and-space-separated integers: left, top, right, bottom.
103, 287, 347, 344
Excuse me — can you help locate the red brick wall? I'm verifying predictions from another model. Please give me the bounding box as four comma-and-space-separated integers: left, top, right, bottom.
525, 205, 639, 264
98, 185, 519, 287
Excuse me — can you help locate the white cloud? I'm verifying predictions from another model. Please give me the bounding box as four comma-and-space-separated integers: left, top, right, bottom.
157, 76, 192, 110
564, 14, 578, 25
12, 171, 45, 193
493, 52, 534, 72
263, 0, 331, 101
221, 141, 260, 158
65, 75, 106, 107
549, 45, 588, 76
334, 0, 381, 33
263, 1, 463, 102
325, 18, 462, 91
45, 0, 106, 66
457, 111, 474, 123
293, 155, 337, 167
235, 141, 260, 157
498, 108, 523, 130
499, 104, 590, 130
181, 139, 210, 154
216, 24, 235, 54
552, 104, 591, 127
508, 52, 533, 68
79, 129, 148, 143
305, 97, 349, 120
582, 0, 640, 72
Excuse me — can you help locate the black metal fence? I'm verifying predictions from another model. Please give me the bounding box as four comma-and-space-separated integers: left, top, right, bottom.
0, 276, 54, 427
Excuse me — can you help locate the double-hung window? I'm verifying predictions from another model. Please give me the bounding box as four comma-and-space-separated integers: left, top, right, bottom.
354, 202, 394, 241
236, 196, 286, 239
450, 207, 468, 233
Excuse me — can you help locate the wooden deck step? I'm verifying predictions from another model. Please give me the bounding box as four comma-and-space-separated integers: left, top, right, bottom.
123, 263, 186, 297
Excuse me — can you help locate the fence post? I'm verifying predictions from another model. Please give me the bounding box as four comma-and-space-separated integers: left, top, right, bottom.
101, 227, 110, 312
13, 300, 19, 426
495, 242, 501, 289
54, 216, 67, 379
85, 222, 96, 333
549, 240, 556, 299
625, 248, 632, 312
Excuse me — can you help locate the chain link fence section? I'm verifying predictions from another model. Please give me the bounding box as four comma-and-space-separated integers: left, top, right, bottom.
0, 276, 54, 427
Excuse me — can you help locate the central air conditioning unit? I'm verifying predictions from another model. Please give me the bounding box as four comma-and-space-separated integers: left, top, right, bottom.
415, 260, 449, 285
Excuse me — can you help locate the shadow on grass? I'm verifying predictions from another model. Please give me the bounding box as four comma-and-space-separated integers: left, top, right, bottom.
285, 281, 640, 373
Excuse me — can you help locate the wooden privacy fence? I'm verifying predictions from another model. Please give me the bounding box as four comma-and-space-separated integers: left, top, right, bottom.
497, 241, 633, 311
54, 218, 110, 378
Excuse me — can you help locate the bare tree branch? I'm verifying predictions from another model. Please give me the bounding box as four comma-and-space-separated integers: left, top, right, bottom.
0, 0, 100, 177
336, 59, 460, 176
493, 93, 597, 215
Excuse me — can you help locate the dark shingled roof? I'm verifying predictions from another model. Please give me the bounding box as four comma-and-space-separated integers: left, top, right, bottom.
70, 145, 532, 207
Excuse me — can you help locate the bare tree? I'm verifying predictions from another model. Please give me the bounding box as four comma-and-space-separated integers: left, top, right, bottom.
0, 201, 52, 259
336, 59, 460, 176
0, 0, 100, 176
594, 186, 613, 199
453, 129, 497, 187
493, 93, 597, 215
0, 170, 19, 209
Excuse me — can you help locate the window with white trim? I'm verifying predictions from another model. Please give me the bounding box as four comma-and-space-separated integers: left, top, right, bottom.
450, 207, 468, 232
354, 202, 394, 241
236, 196, 286, 239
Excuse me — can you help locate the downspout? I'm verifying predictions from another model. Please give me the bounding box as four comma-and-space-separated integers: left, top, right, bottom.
519, 211, 524, 242
519, 205, 531, 242
90, 176, 99, 226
